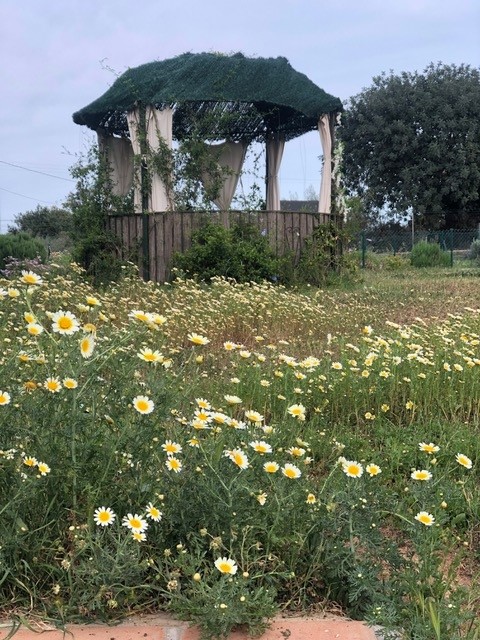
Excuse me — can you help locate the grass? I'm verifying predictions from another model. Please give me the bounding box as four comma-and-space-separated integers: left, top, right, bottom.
0, 261, 479, 640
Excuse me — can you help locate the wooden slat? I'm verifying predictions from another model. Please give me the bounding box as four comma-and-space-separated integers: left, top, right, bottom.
106, 209, 337, 283
155, 214, 165, 282
162, 212, 173, 281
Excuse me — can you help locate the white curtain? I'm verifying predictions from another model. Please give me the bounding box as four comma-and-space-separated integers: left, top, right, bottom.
97, 131, 134, 196
127, 109, 142, 213
200, 141, 248, 210
318, 113, 334, 213
127, 106, 174, 213
146, 105, 174, 211
266, 134, 285, 211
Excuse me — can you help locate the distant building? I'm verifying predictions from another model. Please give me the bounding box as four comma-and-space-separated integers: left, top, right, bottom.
280, 200, 319, 213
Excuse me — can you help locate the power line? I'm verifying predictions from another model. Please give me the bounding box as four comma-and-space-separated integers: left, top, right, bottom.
0, 186, 54, 204
0, 160, 74, 182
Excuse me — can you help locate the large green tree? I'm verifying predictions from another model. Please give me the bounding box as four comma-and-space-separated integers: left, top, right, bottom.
340, 63, 480, 229
9, 205, 73, 238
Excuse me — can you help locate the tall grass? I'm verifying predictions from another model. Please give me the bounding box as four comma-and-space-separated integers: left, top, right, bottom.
0, 263, 478, 639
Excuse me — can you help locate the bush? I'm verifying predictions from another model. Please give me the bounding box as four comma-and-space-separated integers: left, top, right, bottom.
468, 238, 480, 262
172, 221, 280, 283
294, 223, 358, 286
0, 232, 47, 271
410, 241, 450, 268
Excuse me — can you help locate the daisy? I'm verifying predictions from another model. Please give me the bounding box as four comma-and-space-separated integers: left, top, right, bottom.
21, 270, 42, 285
415, 511, 435, 526
149, 313, 167, 326
342, 461, 364, 478
129, 310, 151, 323
132, 531, 147, 542
256, 493, 267, 505
80, 334, 95, 359
138, 348, 164, 363
263, 461, 280, 473
122, 513, 148, 532
86, 295, 100, 306
63, 378, 78, 389
306, 493, 317, 504
225, 449, 249, 470
411, 469, 432, 481
287, 447, 306, 458
37, 462, 51, 475
419, 442, 440, 454
191, 418, 211, 430
162, 440, 182, 455
456, 453, 473, 469
165, 457, 182, 473
94, 506, 116, 527
244, 410, 264, 423
223, 341, 237, 351
51, 310, 80, 335
287, 404, 306, 420
44, 377, 61, 393
26, 323, 43, 336
214, 557, 238, 575
145, 503, 162, 521
0, 391, 11, 406
282, 463, 302, 479
211, 412, 230, 425
224, 395, 242, 405
188, 333, 210, 346
132, 395, 154, 415
24, 312, 36, 323
195, 398, 211, 410
366, 463, 382, 477
23, 456, 38, 467
194, 409, 212, 423
249, 441, 272, 454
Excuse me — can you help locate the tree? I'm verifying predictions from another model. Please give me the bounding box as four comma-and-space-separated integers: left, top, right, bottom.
9, 205, 73, 239
64, 144, 133, 283
340, 63, 480, 229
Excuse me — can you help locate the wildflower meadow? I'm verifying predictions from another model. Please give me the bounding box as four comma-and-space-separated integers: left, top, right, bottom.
0, 262, 479, 639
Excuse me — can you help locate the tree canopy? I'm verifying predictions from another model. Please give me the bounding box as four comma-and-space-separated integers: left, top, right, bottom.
340, 63, 480, 229
9, 205, 73, 239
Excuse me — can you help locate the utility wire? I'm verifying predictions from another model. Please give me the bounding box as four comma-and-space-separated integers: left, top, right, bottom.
0, 186, 54, 204
0, 160, 74, 182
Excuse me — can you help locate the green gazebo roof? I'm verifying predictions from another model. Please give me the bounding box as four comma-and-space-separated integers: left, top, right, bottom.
73, 52, 342, 142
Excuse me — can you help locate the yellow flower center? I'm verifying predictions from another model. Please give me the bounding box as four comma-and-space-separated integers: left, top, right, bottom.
59, 317, 73, 330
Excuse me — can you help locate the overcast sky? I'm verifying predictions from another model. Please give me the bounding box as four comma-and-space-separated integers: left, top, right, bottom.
0, 0, 478, 231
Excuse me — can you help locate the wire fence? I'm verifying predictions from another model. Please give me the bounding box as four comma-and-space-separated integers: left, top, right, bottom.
357, 228, 480, 267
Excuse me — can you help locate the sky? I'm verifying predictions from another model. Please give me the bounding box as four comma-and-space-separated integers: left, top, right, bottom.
0, 0, 478, 232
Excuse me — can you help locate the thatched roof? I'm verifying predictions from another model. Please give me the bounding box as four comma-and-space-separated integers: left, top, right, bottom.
73, 52, 342, 142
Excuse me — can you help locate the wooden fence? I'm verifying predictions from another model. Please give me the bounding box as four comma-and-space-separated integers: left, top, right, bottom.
106, 210, 338, 282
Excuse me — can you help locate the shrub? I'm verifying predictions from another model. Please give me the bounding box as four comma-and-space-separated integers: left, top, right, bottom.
294, 223, 358, 286
410, 241, 450, 268
172, 221, 280, 283
468, 238, 480, 262
0, 232, 47, 271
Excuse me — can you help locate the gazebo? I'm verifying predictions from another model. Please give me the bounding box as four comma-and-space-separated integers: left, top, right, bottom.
73, 52, 343, 215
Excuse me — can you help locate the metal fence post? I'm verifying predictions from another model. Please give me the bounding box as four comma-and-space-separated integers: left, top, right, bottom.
361, 231, 366, 268
449, 229, 454, 267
